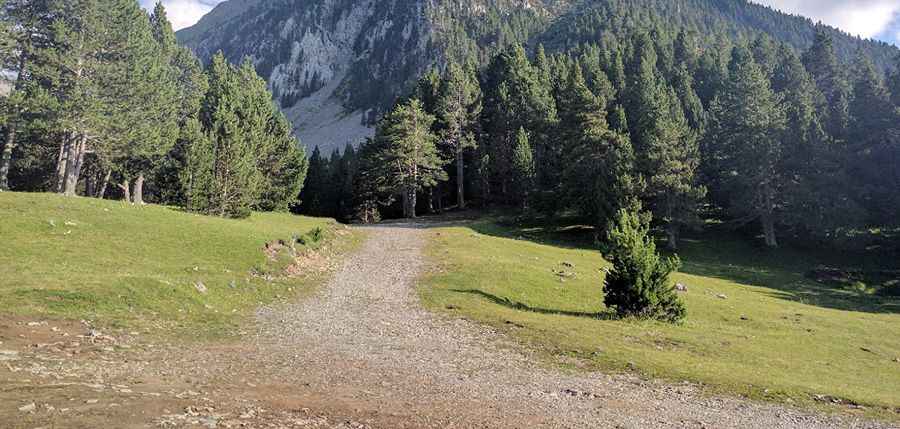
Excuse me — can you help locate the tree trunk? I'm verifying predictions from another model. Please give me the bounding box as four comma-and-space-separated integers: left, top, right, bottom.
666, 224, 679, 251
1, 55, 27, 192
118, 180, 131, 203
761, 214, 778, 248
133, 174, 144, 205
427, 187, 434, 214
85, 174, 95, 197
55, 139, 69, 193
0, 121, 16, 191
73, 136, 87, 181
761, 183, 778, 248
456, 148, 465, 209
403, 186, 417, 219
97, 169, 111, 198
62, 135, 81, 196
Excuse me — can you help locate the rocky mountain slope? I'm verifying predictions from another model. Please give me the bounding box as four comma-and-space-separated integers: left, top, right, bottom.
177, 0, 898, 153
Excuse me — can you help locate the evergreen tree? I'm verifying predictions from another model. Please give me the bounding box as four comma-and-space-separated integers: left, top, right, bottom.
707, 46, 787, 247
0, 0, 39, 191
888, 55, 900, 108
372, 99, 447, 218
337, 144, 358, 221
437, 61, 480, 209
188, 53, 261, 218
848, 53, 893, 149
773, 44, 864, 235
511, 127, 534, 209
802, 29, 851, 141
642, 83, 705, 250
603, 208, 686, 323
187, 53, 306, 218
298, 146, 328, 216
848, 53, 897, 223
481, 44, 555, 205
105, 0, 179, 204
558, 64, 639, 234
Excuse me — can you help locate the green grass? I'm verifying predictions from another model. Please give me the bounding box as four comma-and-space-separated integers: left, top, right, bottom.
0, 192, 360, 339
420, 219, 900, 419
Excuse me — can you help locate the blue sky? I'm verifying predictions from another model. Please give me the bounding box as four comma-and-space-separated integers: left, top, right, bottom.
140, 0, 900, 46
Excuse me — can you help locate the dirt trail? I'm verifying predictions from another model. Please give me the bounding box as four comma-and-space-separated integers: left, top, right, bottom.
0, 222, 892, 428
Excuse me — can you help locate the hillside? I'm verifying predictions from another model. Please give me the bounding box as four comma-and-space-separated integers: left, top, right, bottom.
177, 0, 899, 152
0, 192, 357, 337
422, 218, 900, 418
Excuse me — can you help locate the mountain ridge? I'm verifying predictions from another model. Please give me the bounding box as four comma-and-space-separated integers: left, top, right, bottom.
177, 0, 899, 153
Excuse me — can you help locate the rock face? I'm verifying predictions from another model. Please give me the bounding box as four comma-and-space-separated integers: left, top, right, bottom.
177, 0, 559, 153
178, 0, 898, 154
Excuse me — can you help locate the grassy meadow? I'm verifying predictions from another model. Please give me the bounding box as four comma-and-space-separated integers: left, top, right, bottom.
420, 218, 900, 419
0, 192, 359, 338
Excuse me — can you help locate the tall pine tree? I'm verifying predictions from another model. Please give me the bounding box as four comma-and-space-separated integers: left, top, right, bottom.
707, 46, 787, 248
372, 99, 446, 218
437, 61, 480, 209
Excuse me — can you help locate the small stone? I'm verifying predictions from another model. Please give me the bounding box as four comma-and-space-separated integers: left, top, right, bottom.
85, 399, 99, 404
18, 403, 36, 413
716, 294, 728, 299
194, 281, 207, 294
740, 315, 749, 321
675, 283, 688, 292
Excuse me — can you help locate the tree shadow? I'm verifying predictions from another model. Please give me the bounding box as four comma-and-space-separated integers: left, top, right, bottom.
449, 288, 617, 320
432, 213, 900, 315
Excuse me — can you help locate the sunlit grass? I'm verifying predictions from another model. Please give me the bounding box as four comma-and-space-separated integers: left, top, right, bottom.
420, 219, 900, 420
0, 192, 359, 339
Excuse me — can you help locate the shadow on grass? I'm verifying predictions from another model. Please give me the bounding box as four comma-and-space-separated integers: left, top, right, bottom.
450, 288, 616, 320
675, 232, 900, 314
432, 214, 900, 315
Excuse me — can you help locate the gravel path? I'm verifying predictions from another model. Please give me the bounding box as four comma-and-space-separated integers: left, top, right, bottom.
249, 222, 889, 429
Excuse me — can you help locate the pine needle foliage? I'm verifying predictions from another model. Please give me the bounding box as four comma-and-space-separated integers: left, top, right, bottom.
603, 208, 686, 323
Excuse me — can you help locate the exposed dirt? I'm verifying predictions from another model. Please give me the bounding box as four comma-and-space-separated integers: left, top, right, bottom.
0, 223, 894, 428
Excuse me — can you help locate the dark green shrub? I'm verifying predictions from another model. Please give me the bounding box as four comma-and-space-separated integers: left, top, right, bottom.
603, 209, 686, 323
878, 280, 900, 297
296, 227, 326, 247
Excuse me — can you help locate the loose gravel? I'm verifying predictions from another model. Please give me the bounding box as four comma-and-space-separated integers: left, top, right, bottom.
248, 222, 891, 429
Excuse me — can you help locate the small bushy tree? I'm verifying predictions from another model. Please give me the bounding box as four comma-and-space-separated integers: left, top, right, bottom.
603, 208, 686, 323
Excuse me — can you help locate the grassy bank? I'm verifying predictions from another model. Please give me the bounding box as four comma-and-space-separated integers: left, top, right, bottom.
0, 192, 360, 338
420, 219, 900, 419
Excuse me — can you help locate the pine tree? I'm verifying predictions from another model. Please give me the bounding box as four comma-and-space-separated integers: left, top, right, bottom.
671, 63, 705, 131
603, 208, 686, 323
104, 0, 179, 204
888, 54, 900, 108
437, 61, 480, 209
372, 99, 447, 218
642, 83, 706, 250
298, 146, 327, 216
848, 53, 897, 223
481, 44, 555, 205
511, 127, 534, 209
188, 53, 261, 218
802, 29, 851, 141
186, 53, 306, 218
0, 0, 37, 191
558, 64, 639, 234
707, 46, 787, 248
773, 44, 864, 235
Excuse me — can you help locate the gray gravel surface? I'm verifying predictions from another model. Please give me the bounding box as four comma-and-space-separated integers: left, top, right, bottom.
248, 222, 892, 429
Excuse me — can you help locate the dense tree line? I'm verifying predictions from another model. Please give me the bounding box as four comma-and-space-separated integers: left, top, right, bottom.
300, 28, 900, 251
0, 1, 307, 218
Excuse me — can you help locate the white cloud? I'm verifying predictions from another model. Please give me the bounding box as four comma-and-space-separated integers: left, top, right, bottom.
754, 0, 900, 40
141, 0, 223, 30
